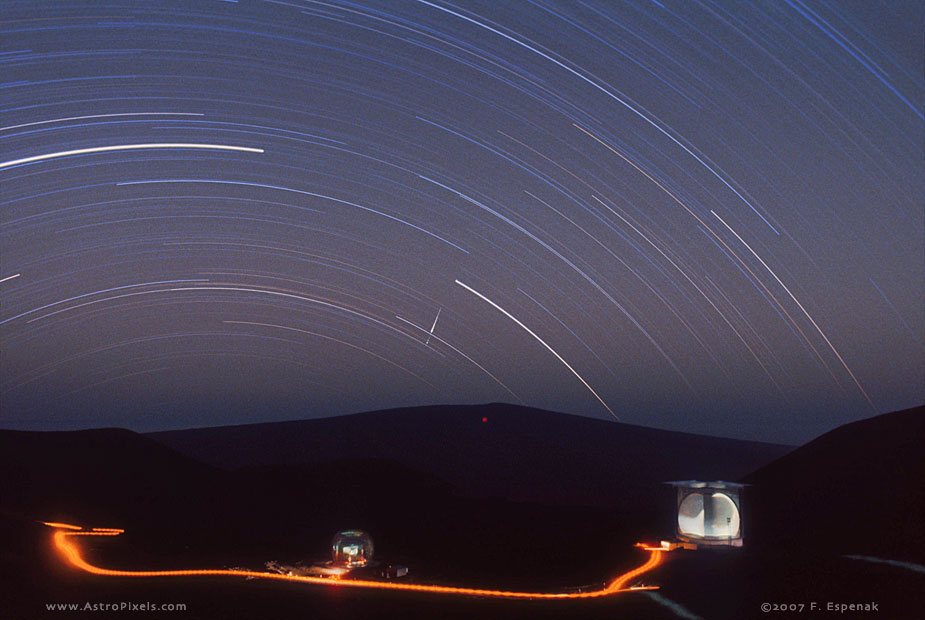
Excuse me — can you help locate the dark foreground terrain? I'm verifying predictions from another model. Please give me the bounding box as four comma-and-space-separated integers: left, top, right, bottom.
1, 403, 922, 619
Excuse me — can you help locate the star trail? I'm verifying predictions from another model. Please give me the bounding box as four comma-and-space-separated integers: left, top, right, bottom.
1, 1, 921, 443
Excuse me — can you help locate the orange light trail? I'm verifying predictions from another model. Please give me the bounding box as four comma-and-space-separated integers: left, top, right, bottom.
40, 521, 83, 530
47, 523, 663, 600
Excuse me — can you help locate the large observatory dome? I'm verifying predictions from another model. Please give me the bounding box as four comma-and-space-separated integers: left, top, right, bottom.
678, 491, 740, 538
669, 481, 745, 547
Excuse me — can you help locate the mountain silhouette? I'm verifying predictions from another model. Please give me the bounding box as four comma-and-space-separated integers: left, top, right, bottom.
148, 402, 792, 507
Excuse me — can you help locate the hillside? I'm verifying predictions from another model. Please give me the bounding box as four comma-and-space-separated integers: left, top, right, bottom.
148, 403, 792, 508
742, 404, 925, 560
0, 428, 228, 530
3, 405, 922, 619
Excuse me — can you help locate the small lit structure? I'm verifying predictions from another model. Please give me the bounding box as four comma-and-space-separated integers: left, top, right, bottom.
331, 530, 374, 568
288, 529, 407, 579
375, 563, 409, 579
668, 481, 745, 548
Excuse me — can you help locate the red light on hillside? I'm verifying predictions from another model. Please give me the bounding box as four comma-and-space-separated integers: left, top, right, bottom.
481, 417, 487, 423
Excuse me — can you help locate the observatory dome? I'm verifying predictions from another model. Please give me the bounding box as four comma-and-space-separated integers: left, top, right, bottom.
331, 530, 374, 567
668, 481, 745, 547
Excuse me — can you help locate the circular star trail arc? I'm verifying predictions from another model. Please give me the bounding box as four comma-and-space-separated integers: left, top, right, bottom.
1, 0, 921, 443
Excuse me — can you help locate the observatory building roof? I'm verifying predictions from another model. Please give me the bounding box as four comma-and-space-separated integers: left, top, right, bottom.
667, 480, 748, 489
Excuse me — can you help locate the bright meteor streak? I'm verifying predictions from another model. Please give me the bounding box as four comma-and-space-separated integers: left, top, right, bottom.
455, 280, 618, 421
47, 523, 662, 599
426, 308, 441, 345
0, 143, 264, 169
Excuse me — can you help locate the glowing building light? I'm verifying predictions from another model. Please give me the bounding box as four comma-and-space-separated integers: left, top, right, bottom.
332, 530, 374, 568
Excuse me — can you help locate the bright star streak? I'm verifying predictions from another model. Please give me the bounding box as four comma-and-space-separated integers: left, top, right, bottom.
710, 210, 875, 409
2, 0, 917, 441
117, 179, 469, 253
415, 0, 779, 234
422, 175, 691, 390
455, 280, 617, 421
0, 279, 210, 326
0, 112, 205, 132
0, 143, 264, 169
223, 320, 437, 391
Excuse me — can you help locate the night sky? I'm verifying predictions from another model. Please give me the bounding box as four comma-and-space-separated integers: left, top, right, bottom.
1, 1, 921, 444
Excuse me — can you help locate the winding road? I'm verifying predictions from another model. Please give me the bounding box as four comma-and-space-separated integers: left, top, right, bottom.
45, 521, 665, 600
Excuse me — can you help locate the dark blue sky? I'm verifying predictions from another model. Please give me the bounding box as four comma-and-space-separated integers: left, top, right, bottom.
1, 1, 921, 444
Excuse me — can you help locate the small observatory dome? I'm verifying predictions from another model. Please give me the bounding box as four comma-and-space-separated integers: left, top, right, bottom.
331, 530, 374, 567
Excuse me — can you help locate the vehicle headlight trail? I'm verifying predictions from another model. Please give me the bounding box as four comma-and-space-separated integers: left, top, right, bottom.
44, 522, 663, 600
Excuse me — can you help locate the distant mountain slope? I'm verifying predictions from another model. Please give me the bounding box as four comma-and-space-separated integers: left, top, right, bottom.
148, 403, 792, 507
0, 428, 234, 539
742, 405, 925, 560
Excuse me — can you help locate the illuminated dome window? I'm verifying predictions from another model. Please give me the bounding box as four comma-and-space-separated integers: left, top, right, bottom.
669, 481, 745, 547
331, 530, 374, 568
678, 491, 740, 538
